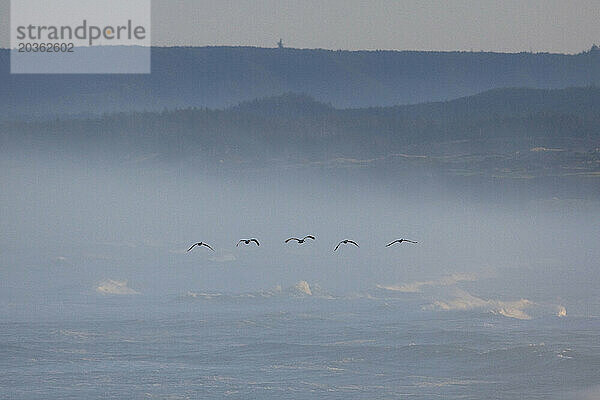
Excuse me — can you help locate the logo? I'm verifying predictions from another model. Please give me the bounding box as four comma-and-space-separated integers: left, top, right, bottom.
15, 19, 147, 47
11, 0, 151, 74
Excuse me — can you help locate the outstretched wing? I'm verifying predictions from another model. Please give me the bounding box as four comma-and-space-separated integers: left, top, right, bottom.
236, 240, 243, 247
386, 240, 400, 247
404, 239, 417, 244
334, 242, 342, 251
250, 239, 260, 246
303, 235, 315, 240
285, 237, 300, 243
347, 240, 359, 247
187, 243, 198, 252
201, 243, 215, 251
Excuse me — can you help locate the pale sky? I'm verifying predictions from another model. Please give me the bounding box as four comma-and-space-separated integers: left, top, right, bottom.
2, 0, 600, 53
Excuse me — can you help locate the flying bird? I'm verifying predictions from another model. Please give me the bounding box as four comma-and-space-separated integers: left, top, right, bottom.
187, 242, 215, 252
285, 235, 316, 244
386, 239, 418, 247
334, 239, 359, 251
237, 238, 260, 247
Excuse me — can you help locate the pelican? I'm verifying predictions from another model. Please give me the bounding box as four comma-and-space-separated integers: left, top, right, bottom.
237, 238, 260, 247
334, 239, 359, 251
285, 235, 316, 244
386, 239, 418, 247
187, 242, 215, 252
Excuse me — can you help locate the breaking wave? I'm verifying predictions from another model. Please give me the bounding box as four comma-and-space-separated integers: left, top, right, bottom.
377, 273, 477, 293
95, 279, 140, 295
424, 289, 566, 320
375, 273, 566, 320
177, 278, 566, 320
180, 280, 334, 301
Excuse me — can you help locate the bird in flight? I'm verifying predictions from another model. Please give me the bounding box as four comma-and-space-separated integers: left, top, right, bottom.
334, 239, 359, 251
285, 235, 316, 244
237, 238, 260, 247
187, 242, 215, 252
386, 239, 418, 247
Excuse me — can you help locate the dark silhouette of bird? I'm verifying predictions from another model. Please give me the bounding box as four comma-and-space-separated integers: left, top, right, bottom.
285, 235, 316, 244
187, 242, 215, 252
237, 238, 260, 247
334, 239, 359, 251
386, 239, 418, 247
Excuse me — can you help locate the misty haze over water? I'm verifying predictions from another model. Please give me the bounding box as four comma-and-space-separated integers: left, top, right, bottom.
1, 46, 600, 399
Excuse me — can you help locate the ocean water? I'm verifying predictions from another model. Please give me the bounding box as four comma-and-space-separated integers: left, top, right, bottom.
1, 289, 599, 400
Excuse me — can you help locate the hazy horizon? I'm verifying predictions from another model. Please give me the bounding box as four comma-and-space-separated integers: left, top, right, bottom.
1, 0, 600, 53
3, 44, 599, 55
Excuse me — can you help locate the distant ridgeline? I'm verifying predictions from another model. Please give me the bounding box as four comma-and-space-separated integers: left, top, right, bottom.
2, 87, 599, 160
1, 46, 600, 119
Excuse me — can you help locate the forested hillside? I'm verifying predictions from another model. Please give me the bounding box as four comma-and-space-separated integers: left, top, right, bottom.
1, 46, 600, 119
